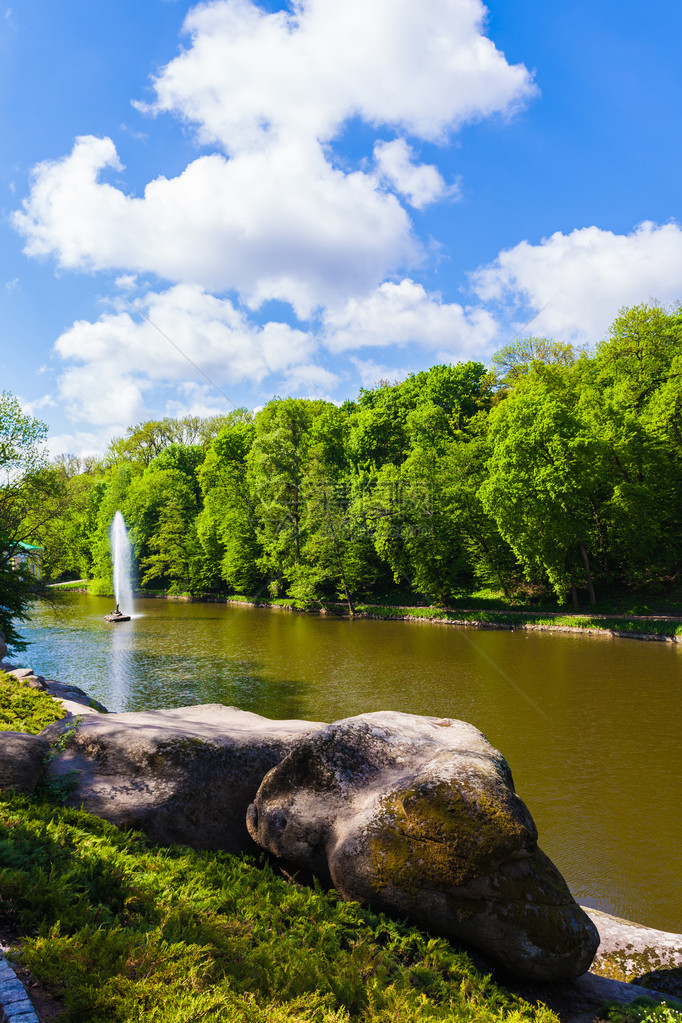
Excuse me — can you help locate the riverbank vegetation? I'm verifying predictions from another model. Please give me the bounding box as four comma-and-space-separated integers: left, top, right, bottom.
0, 791, 562, 1023
0, 392, 64, 650
5, 304, 682, 637
0, 670, 65, 733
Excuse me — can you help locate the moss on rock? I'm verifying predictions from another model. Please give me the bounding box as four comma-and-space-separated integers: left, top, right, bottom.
370, 780, 529, 892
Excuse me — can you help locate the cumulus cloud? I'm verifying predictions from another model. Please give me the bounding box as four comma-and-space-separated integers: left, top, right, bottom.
14, 135, 416, 317
350, 357, 410, 388
323, 278, 498, 358
12, 0, 542, 452
53, 284, 318, 428
374, 139, 453, 209
145, 0, 536, 151
18, 393, 56, 416
46, 429, 121, 460
472, 221, 682, 342
280, 362, 339, 395
14, 1, 534, 317
114, 274, 138, 290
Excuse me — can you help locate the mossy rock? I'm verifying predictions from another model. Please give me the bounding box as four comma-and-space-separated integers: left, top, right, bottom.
42, 703, 325, 852
248, 711, 600, 983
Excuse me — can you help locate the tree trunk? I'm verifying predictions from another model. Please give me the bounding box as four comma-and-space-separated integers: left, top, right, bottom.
579, 542, 596, 605
571, 582, 578, 610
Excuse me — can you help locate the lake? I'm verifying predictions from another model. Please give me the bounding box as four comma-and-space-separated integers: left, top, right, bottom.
16, 592, 682, 934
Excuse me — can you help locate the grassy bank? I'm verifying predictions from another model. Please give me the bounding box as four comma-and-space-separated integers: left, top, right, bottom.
224, 597, 682, 642
351, 606, 682, 641
0, 670, 65, 733
1, 672, 679, 1023
55, 580, 682, 642
0, 792, 564, 1023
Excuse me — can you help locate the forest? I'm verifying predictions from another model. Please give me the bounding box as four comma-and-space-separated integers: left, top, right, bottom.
6, 302, 682, 618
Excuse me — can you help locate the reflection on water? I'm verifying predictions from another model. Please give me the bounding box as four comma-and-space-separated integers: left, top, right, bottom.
109, 618, 133, 711
18, 593, 682, 933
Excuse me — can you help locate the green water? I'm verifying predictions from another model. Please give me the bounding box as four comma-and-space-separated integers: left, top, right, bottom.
17, 593, 682, 933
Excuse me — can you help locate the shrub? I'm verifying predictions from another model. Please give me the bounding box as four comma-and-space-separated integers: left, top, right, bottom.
0, 671, 65, 733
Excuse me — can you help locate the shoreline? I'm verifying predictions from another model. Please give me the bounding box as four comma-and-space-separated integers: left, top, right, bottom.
53, 586, 682, 644
49, 589, 682, 642
2, 659, 682, 1017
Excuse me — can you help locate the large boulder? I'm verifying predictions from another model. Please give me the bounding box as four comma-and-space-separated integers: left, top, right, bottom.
247, 711, 599, 982
0, 732, 49, 794
587, 908, 682, 998
42, 704, 325, 852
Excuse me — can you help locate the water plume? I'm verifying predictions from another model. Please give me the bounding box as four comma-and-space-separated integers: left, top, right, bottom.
111, 511, 134, 612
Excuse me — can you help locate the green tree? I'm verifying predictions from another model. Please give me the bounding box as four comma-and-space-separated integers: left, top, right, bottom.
289, 404, 381, 611
596, 303, 682, 409
38, 456, 105, 582
196, 416, 262, 593
248, 398, 327, 595
480, 366, 606, 605
140, 487, 201, 592
0, 392, 63, 649
491, 337, 580, 387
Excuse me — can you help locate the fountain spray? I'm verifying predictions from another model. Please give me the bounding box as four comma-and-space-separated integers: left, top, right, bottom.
106, 511, 133, 622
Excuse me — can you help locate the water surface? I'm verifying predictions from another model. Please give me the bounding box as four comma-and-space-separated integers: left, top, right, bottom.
18, 593, 682, 933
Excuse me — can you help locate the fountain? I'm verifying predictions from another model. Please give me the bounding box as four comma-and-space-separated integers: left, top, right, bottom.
105, 511, 133, 623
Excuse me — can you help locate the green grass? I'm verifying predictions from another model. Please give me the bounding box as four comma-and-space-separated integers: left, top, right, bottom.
0, 670, 66, 733
349, 605, 682, 638
598, 997, 682, 1023
65, 580, 682, 639
223, 595, 682, 638
47, 580, 89, 591
0, 792, 560, 1023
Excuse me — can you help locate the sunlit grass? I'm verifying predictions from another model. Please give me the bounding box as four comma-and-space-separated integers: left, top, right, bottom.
0, 671, 65, 733
0, 793, 560, 1023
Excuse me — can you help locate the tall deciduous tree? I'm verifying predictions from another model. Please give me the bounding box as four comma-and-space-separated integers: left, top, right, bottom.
480, 366, 606, 604
0, 392, 63, 649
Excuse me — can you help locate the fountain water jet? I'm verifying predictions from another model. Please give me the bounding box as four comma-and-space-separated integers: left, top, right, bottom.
105, 511, 133, 622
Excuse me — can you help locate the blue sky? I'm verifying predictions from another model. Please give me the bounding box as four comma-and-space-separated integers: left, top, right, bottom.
1, 0, 681, 455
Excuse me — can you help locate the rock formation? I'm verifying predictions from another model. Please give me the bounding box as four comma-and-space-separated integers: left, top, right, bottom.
247, 711, 599, 982
587, 908, 682, 998
42, 704, 325, 852
0, 732, 49, 794
1, 659, 603, 983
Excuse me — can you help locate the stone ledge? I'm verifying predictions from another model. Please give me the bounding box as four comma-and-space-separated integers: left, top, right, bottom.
0, 958, 38, 1023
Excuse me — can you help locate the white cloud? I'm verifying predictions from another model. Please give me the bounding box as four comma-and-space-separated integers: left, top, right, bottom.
53, 283, 318, 428
14, 1, 534, 318
323, 278, 498, 358
350, 357, 410, 388
12, 0, 541, 451
14, 135, 416, 317
472, 221, 682, 342
145, 0, 535, 152
18, 393, 56, 416
280, 362, 339, 395
114, 274, 138, 290
46, 429, 121, 460
374, 139, 452, 210
164, 382, 231, 421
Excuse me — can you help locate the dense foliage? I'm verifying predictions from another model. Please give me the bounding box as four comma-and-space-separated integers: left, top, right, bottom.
20, 303, 682, 611
0, 392, 66, 649
0, 670, 65, 733
0, 792, 561, 1023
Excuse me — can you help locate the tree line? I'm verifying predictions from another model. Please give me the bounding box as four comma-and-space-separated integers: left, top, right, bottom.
3, 303, 682, 637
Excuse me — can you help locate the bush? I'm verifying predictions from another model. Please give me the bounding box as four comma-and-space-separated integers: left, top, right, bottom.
0, 671, 65, 733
